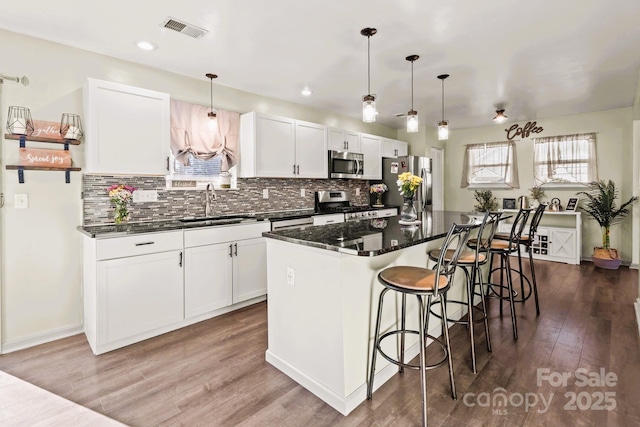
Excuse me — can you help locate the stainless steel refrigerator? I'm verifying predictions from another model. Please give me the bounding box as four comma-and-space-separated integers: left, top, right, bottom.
378, 156, 432, 211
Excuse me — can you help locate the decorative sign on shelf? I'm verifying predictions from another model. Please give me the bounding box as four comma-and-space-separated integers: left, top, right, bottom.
505, 121, 543, 140
19, 147, 73, 168
30, 120, 65, 141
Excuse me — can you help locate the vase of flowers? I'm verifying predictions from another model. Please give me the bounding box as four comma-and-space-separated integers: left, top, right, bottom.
108, 184, 136, 224
370, 183, 388, 207
397, 172, 423, 222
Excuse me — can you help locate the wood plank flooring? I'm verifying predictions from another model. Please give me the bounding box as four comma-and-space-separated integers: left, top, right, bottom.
1, 260, 638, 426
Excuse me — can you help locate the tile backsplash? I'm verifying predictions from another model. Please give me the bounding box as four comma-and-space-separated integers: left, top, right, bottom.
83, 175, 372, 225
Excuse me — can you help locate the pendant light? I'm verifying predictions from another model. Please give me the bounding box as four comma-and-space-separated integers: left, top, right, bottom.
206, 73, 218, 130
361, 27, 377, 123
405, 55, 419, 133
493, 109, 508, 124
437, 74, 449, 140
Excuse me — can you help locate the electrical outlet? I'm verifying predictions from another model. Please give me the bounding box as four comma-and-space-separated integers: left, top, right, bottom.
355, 188, 360, 196
133, 190, 158, 202
263, 189, 269, 199
15, 194, 28, 209
301, 188, 306, 197
286, 267, 295, 286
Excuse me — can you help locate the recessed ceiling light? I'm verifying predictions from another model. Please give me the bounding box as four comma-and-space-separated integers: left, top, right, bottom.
135, 41, 158, 51
301, 87, 312, 96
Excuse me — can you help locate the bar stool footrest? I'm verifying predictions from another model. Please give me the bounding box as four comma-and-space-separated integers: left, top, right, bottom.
429, 299, 489, 325
376, 329, 448, 371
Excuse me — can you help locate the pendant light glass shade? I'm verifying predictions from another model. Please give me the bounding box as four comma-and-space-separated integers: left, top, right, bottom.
438, 120, 449, 140
362, 95, 376, 123
407, 111, 419, 133
361, 28, 377, 123
406, 55, 419, 133
437, 74, 449, 141
206, 73, 218, 130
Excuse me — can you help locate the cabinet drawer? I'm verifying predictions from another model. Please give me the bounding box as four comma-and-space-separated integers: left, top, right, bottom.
184, 222, 271, 247
97, 231, 183, 260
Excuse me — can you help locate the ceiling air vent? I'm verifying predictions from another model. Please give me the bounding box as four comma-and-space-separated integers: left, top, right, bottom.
161, 17, 208, 39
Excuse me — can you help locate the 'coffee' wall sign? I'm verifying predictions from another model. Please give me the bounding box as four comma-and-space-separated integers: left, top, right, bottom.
505, 121, 543, 140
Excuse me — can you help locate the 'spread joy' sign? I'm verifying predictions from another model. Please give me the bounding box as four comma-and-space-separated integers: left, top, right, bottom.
19, 148, 72, 168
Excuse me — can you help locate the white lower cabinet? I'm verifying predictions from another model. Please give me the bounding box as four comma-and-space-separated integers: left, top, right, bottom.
183, 222, 270, 318
83, 222, 270, 355
97, 250, 184, 344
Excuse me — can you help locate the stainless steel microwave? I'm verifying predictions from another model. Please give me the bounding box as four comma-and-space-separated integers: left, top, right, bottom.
329, 150, 364, 179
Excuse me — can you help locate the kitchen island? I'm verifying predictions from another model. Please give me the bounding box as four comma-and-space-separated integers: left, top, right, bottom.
262, 210, 476, 415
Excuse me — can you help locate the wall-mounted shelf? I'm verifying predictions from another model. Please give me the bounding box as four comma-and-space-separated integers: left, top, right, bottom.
4, 133, 82, 145
4, 131, 82, 183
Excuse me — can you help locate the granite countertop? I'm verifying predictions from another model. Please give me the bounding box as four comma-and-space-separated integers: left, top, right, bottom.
262, 210, 477, 257
77, 208, 334, 238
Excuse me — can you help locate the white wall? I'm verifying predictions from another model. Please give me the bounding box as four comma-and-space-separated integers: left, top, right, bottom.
443, 108, 637, 264
0, 29, 397, 351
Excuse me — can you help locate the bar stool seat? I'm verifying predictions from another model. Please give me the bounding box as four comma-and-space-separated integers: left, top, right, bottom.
367, 223, 475, 427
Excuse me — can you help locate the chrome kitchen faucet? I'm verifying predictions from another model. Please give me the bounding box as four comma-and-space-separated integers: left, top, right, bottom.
204, 183, 217, 216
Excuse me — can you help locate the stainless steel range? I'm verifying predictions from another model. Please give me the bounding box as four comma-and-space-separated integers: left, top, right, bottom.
314, 190, 397, 221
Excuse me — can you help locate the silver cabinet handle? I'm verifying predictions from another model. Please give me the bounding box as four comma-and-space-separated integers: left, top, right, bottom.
229, 244, 233, 257
293, 164, 296, 174
179, 251, 183, 267
134, 241, 155, 246
325, 220, 335, 223
296, 165, 300, 174
234, 243, 238, 256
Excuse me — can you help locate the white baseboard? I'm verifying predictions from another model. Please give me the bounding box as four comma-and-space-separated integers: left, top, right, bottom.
635, 299, 640, 337
1, 323, 83, 354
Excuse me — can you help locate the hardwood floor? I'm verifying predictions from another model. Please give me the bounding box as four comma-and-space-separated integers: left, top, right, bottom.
1, 261, 638, 426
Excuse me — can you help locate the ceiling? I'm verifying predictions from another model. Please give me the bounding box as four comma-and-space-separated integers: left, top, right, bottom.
1, 0, 640, 130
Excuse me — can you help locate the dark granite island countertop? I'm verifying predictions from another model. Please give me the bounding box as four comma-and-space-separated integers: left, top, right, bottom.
262, 210, 475, 256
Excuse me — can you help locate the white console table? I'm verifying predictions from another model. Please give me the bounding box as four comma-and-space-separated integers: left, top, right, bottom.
500, 209, 582, 265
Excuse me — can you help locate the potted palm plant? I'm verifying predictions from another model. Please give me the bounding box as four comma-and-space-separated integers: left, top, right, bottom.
576, 180, 639, 269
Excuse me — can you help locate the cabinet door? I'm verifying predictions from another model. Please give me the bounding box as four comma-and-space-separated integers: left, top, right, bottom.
233, 238, 267, 303
85, 78, 170, 175
295, 120, 327, 178
329, 129, 360, 152
184, 243, 233, 318
255, 114, 296, 177
97, 250, 183, 345
360, 134, 382, 179
549, 228, 576, 261
329, 128, 346, 151
395, 141, 408, 157
313, 213, 345, 226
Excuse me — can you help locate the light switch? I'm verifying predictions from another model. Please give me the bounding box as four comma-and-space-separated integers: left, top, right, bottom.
15, 194, 29, 209
355, 188, 361, 196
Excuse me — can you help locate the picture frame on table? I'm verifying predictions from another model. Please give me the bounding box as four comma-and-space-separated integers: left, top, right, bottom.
565, 197, 579, 211
503, 198, 517, 210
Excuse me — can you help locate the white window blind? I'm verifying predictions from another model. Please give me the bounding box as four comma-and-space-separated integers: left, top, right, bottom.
532, 133, 597, 186
461, 141, 519, 188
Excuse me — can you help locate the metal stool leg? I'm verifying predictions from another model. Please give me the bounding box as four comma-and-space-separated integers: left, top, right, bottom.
517, 244, 525, 303
504, 255, 519, 339
463, 266, 477, 373
499, 254, 505, 315
399, 293, 406, 374
417, 294, 429, 427
439, 295, 457, 400
529, 248, 541, 315
476, 264, 492, 352
367, 288, 389, 399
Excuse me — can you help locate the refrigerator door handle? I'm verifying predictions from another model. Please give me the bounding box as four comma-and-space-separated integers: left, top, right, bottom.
420, 168, 432, 210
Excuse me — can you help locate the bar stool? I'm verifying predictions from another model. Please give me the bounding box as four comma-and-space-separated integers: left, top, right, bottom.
367, 223, 474, 427
427, 211, 503, 373
485, 207, 531, 339
493, 203, 547, 315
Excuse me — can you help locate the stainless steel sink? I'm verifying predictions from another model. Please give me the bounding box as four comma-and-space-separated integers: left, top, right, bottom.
179, 215, 257, 225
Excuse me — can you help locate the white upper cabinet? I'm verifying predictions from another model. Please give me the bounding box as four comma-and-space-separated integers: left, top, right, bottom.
84, 78, 170, 175
240, 112, 327, 178
381, 138, 409, 158
328, 128, 361, 153
360, 133, 382, 179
